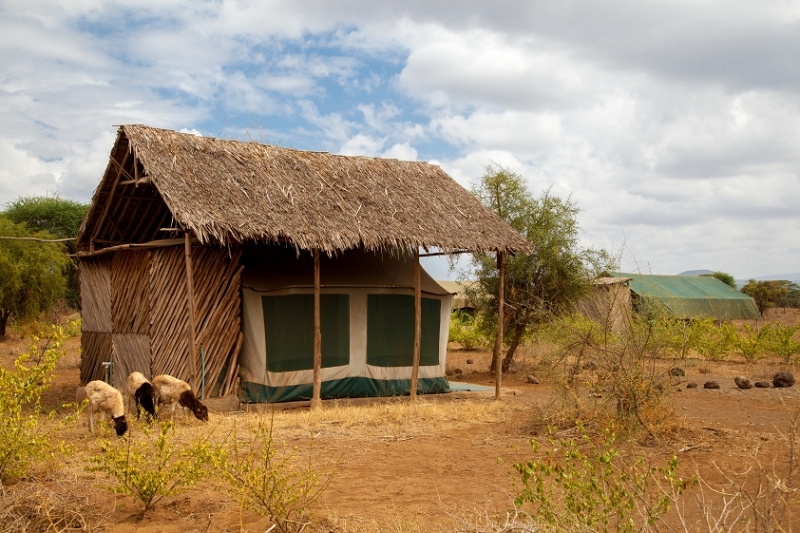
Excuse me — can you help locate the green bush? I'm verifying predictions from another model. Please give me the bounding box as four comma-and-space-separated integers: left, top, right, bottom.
0, 326, 69, 483
691, 318, 737, 361
733, 324, 770, 363
763, 323, 800, 363
448, 311, 490, 350
87, 421, 222, 512
514, 424, 690, 533
216, 415, 335, 533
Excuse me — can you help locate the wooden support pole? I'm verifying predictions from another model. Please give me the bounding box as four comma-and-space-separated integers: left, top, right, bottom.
411, 250, 422, 400
312, 249, 322, 410
91, 150, 131, 251
494, 251, 505, 400
184, 231, 198, 390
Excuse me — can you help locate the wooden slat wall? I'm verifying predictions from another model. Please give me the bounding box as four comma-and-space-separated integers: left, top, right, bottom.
79, 331, 112, 385
111, 250, 150, 334
111, 334, 152, 390
149, 247, 192, 383
79, 258, 112, 385
194, 248, 243, 397
80, 257, 112, 333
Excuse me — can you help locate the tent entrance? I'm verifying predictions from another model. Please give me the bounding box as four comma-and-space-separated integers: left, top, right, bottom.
367, 294, 441, 367
262, 294, 350, 372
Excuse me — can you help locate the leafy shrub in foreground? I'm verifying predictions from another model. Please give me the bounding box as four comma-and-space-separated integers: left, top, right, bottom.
514, 424, 691, 533
0, 326, 68, 483
216, 415, 336, 533
87, 420, 221, 512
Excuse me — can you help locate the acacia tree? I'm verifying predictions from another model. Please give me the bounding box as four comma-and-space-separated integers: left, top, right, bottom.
3, 195, 88, 309
468, 164, 611, 372
0, 217, 68, 337
741, 279, 789, 316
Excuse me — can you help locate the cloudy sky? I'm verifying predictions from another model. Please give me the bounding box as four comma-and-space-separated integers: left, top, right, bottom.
1, 0, 798, 280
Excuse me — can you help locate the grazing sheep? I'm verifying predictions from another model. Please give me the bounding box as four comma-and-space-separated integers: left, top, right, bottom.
81, 380, 129, 436
126, 371, 156, 419
151, 374, 209, 422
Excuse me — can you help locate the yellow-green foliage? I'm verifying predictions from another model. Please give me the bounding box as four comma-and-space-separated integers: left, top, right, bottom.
216, 415, 335, 533
0, 326, 67, 483
514, 424, 690, 533
448, 311, 490, 350
87, 421, 222, 512
734, 324, 771, 363
764, 323, 800, 363
690, 318, 737, 361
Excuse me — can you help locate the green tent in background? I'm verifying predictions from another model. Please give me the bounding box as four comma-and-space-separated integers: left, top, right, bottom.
613, 273, 761, 320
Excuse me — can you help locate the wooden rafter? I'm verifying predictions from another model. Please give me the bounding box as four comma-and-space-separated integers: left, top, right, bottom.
91, 150, 132, 250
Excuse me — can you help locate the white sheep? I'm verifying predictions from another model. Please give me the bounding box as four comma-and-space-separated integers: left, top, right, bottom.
151, 374, 209, 422
126, 371, 156, 419
79, 380, 129, 436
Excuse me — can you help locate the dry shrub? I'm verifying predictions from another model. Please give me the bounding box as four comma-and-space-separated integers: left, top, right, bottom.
697, 364, 712, 375
0, 481, 110, 533
537, 306, 675, 437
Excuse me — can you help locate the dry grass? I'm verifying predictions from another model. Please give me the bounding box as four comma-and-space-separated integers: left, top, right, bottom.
0, 481, 111, 533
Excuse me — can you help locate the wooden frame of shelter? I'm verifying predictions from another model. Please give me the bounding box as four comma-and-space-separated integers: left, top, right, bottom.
75, 125, 532, 404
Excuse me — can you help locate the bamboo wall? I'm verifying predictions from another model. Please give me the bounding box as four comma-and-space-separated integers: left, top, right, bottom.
79, 245, 243, 397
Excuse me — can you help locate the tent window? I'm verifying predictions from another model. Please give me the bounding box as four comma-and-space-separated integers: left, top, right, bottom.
262, 294, 350, 372
366, 294, 441, 367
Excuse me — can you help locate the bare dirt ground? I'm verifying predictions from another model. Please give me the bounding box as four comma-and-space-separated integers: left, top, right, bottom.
2, 309, 799, 533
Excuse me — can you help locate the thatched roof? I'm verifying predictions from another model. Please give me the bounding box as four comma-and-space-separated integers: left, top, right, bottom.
77, 125, 532, 254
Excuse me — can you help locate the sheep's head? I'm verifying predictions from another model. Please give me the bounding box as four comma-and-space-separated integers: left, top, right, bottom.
112, 415, 128, 437
194, 404, 209, 422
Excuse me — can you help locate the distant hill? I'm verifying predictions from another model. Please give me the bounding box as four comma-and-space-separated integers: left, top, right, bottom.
678, 269, 714, 276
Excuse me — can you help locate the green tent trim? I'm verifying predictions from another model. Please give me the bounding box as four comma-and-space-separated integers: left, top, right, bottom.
613, 273, 761, 320
240, 376, 451, 403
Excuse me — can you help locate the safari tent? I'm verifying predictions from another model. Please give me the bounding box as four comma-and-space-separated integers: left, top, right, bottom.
75, 125, 531, 403
612, 273, 761, 321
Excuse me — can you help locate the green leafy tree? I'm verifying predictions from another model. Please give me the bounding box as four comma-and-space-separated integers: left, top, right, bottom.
0, 217, 68, 337
3, 196, 89, 309
741, 280, 789, 316
699, 271, 736, 288
468, 164, 612, 372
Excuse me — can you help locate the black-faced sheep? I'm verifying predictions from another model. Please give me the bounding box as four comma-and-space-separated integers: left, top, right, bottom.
151, 374, 209, 422
126, 371, 156, 419
79, 380, 129, 436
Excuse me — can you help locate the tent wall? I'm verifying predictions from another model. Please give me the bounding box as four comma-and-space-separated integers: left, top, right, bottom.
79, 246, 243, 396
240, 286, 453, 402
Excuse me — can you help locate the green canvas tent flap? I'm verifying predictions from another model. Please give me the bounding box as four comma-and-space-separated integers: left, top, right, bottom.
613, 273, 761, 320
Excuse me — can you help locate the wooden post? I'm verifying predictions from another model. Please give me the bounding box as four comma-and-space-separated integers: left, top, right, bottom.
312, 249, 322, 409
494, 251, 504, 400
184, 231, 198, 390
411, 250, 422, 400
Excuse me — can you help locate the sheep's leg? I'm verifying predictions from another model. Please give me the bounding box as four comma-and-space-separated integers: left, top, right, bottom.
88, 403, 95, 434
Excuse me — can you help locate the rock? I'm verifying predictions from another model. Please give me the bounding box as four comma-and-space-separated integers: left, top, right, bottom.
773, 372, 795, 388
466, 359, 474, 364
704, 381, 720, 389
525, 375, 540, 384
582, 361, 597, 371
453, 368, 463, 375
754, 381, 771, 388
686, 382, 698, 389
669, 367, 685, 377
445, 369, 454, 376
734, 376, 753, 390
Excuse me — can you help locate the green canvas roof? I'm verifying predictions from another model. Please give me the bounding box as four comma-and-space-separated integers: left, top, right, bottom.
613, 273, 761, 320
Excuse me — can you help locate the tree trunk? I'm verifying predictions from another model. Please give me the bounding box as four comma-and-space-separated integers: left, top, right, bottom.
490, 305, 515, 374
0, 310, 9, 339
502, 322, 526, 373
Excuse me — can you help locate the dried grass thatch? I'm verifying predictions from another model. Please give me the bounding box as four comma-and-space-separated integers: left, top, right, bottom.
77, 125, 532, 255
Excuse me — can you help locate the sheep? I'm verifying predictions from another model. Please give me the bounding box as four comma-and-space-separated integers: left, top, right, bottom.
151, 374, 209, 422
126, 371, 156, 420
80, 380, 129, 436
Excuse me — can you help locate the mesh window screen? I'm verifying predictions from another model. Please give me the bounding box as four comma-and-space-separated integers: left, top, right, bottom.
262, 294, 350, 372
367, 294, 441, 367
